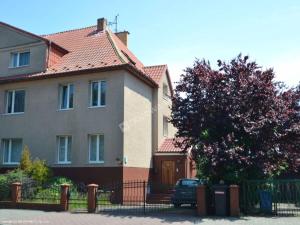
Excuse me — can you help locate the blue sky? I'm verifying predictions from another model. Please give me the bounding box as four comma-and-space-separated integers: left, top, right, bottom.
1, 0, 299, 86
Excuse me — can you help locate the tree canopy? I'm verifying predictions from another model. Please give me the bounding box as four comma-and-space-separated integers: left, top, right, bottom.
170, 55, 300, 183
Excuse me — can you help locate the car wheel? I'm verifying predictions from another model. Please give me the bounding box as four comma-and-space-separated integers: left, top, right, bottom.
174, 203, 181, 208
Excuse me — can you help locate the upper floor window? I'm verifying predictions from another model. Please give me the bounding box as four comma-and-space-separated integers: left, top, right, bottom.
163, 83, 169, 99
57, 136, 71, 164
2, 138, 22, 164
163, 116, 168, 137
6, 90, 25, 114
90, 81, 106, 107
59, 84, 74, 110
10, 51, 30, 68
89, 134, 104, 163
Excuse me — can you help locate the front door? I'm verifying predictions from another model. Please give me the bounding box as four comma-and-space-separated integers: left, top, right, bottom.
162, 160, 175, 186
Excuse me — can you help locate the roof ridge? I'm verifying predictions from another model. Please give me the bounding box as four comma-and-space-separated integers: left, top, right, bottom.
41, 25, 96, 37
144, 64, 167, 68
106, 30, 128, 64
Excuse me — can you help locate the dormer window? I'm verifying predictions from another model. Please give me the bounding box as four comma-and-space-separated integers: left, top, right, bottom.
10, 51, 30, 68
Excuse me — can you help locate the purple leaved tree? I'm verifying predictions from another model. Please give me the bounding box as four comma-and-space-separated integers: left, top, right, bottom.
170, 55, 300, 183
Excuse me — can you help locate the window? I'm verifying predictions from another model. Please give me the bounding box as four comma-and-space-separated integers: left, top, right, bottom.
163, 83, 169, 99
59, 84, 74, 110
10, 52, 30, 68
3, 139, 22, 164
89, 134, 104, 163
57, 136, 71, 164
6, 90, 25, 114
163, 116, 168, 137
90, 81, 106, 107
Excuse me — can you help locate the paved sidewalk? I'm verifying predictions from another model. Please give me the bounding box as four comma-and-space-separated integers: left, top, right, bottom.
0, 209, 300, 225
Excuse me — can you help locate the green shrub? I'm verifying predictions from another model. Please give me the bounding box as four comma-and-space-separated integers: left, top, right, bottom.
0, 169, 30, 200
19, 146, 32, 173
30, 159, 52, 185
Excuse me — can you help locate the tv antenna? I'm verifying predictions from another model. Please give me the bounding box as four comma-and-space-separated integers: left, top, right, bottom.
108, 14, 119, 32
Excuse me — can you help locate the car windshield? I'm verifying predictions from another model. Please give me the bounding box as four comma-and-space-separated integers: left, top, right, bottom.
181, 180, 199, 186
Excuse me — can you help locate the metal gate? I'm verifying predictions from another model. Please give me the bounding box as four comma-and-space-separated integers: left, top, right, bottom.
96, 180, 195, 215
242, 179, 300, 216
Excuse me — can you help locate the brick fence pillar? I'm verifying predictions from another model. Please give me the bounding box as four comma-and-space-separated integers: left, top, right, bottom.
11, 182, 22, 204
60, 184, 70, 211
229, 185, 240, 217
196, 185, 207, 216
87, 184, 98, 213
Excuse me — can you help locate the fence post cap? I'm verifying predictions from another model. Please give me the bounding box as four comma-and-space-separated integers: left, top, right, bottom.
87, 183, 99, 187
60, 183, 71, 187
11, 182, 22, 186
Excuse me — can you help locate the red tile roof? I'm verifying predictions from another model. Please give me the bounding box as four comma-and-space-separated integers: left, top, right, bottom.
0, 23, 168, 87
144, 65, 167, 84
157, 138, 185, 153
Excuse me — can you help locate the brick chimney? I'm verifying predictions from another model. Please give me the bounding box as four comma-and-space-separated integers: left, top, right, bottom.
115, 31, 129, 46
97, 18, 107, 31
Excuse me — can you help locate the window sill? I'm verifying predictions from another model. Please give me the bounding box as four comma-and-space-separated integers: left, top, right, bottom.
8, 65, 30, 69
57, 108, 74, 112
88, 105, 106, 109
3, 162, 20, 166
2, 112, 24, 116
88, 161, 104, 164
56, 162, 72, 165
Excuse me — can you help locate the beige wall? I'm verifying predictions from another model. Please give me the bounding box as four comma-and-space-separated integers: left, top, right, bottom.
156, 72, 177, 149
0, 24, 47, 77
0, 71, 125, 167
123, 72, 153, 168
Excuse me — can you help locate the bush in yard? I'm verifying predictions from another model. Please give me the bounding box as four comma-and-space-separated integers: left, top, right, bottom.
170, 54, 300, 184
0, 169, 32, 200
19, 146, 32, 173
30, 159, 52, 185
19, 147, 52, 185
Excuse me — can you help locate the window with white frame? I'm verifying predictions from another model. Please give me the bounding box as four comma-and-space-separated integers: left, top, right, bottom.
2, 139, 22, 164
57, 136, 71, 164
6, 90, 25, 114
59, 84, 74, 110
163, 83, 169, 99
89, 134, 104, 163
90, 81, 106, 107
163, 116, 168, 137
10, 51, 30, 68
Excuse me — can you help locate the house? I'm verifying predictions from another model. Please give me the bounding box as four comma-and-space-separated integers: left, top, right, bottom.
0, 18, 196, 185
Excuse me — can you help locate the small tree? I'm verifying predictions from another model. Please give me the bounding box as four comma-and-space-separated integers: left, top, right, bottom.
19, 146, 32, 173
30, 159, 51, 184
19, 146, 51, 184
171, 55, 300, 183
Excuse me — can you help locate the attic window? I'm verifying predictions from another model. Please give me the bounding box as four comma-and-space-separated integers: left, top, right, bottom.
10, 51, 30, 68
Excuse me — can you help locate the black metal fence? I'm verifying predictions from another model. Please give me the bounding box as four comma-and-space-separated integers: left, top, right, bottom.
68, 183, 88, 211
96, 180, 188, 214
242, 179, 300, 216
21, 180, 60, 204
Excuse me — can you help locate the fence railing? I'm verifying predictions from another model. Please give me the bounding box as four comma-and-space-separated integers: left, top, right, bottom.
21, 181, 60, 204
68, 184, 88, 211
96, 181, 175, 214
242, 179, 300, 216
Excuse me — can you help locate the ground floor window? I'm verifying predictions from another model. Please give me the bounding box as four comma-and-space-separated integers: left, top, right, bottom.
57, 136, 71, 164
2, 139, 22, 164
89, 134, 104, 163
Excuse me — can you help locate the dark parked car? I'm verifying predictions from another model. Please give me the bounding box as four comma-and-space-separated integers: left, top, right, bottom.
171, 178, 204, 208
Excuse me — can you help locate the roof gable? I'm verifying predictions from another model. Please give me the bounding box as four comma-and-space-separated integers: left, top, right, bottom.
0, 22, 43, 48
